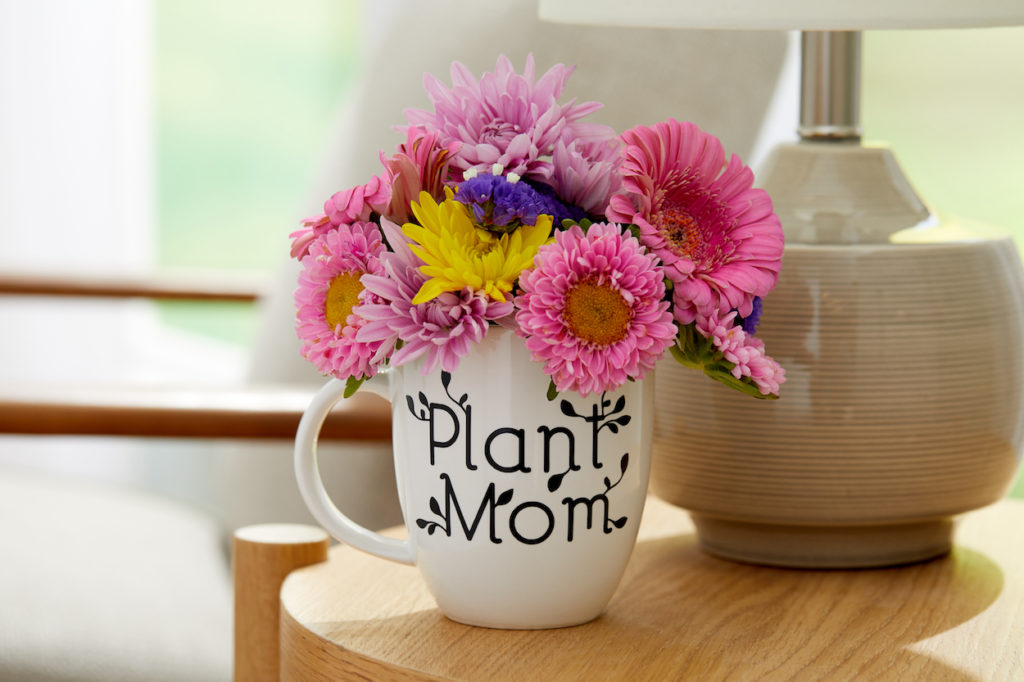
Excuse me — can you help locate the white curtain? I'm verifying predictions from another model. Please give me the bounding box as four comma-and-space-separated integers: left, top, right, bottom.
0, 0, 154, 271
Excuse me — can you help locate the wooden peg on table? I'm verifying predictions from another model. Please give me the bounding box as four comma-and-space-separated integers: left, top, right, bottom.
233, 524, 329, 682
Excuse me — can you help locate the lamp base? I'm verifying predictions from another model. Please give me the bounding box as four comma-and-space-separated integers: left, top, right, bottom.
649, 139, 1024, 569
690, 515, 953, 568
756, 141, 930, 245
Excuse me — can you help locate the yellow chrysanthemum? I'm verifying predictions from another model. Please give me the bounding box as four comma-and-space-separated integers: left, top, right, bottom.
403, 190, 553, 304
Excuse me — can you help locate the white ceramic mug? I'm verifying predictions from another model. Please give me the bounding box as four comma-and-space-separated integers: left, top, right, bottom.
295, 327, 653, 629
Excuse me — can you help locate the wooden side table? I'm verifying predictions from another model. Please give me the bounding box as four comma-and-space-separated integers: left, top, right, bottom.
245, 497, 1024, 680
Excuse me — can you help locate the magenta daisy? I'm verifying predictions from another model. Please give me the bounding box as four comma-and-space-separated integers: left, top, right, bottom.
404, 54, 604, 182
294, 221, 387, 379
357, 219, 514, 375
515, 222, 676, 396
606, 118, 784, 325
289, 175, 390, 259
697, 311, 786, 396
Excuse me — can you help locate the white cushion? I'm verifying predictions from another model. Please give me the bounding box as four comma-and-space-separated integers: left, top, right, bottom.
0, 466, 231, 682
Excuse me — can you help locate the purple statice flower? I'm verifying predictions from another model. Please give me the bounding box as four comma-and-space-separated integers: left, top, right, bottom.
736, 296, 763, 335
356, 218, 513, 374
454, 173, 577, 233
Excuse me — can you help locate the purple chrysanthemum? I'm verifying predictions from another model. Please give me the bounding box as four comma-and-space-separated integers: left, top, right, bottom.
515, 222, 676, 396
550, 136, 622, 215
404, 54, 604, 182
357, 218, 513, 374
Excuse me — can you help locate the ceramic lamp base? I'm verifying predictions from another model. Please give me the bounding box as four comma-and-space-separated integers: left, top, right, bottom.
690, 515, 954, 568
649, 141, 1024, 570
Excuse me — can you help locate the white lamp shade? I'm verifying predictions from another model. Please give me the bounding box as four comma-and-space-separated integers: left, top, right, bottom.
538, 0, 1024, 30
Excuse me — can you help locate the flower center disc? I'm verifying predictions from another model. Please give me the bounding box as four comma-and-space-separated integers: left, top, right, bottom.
563, 278, 631, 347
657, 207, 701, 258
324, 272, 363, 328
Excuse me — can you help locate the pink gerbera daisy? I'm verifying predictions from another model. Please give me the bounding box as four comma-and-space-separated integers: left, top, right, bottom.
404, 54, 604, 182
515, 222, 676, 396
294, 222, 387, 379
697, 311, 786, 396
607, 119, 784, 324
289, 175, 390, 259
357, 219, 513, 375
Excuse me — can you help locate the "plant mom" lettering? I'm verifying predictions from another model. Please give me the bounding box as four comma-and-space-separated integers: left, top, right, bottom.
410, 371, 633, 546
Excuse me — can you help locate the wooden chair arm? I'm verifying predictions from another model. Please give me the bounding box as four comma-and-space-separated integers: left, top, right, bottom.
0, 384, 390, 441
0, 270, 377, 441
0, 269, 266, 302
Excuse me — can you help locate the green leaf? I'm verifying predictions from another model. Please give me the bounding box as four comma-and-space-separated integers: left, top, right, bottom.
546, 380, 559, 401
343, 376, 366, 398
669, 340, 703, 370
703, 366, 779, 400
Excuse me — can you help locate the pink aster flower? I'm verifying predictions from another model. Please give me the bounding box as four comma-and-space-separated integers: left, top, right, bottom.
515, 222, 676, 396
289, 175, 390, 259
550, 135, 622, 215
294, 221, 387, 379
697, 311, 786, 396
404, 54, 603, 182
379, 126, 461, 225
607, 119, 784, 325
357, 219, 513, 375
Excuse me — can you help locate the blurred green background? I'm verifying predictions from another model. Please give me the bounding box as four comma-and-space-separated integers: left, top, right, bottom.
154, 0, 361, 345
862, 28, 1024, 498
153, 13, 1024, 496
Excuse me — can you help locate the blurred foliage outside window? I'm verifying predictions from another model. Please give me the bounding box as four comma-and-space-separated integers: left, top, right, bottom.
863, 28, 1024, 242
154, 0, 361, 345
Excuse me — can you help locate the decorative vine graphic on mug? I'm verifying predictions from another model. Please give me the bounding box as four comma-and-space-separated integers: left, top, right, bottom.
410, 371, 633, 545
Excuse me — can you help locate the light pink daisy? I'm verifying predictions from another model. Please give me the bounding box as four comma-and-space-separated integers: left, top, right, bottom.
606, 119, 784, 325
697, 311, 786, 396
550, 135, 622, 215
289, 175, 390, 259
357, 219, 513, 375
294, 221, 387, 379
404, 54, 603, 182
515, 222, 676, 396
379, 126, 461, 225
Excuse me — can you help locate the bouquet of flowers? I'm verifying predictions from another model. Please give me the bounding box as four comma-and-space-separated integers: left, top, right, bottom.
290, 55, 785, 399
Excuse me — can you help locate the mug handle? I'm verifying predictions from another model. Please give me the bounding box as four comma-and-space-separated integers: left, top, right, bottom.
294, 375, 416, 565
